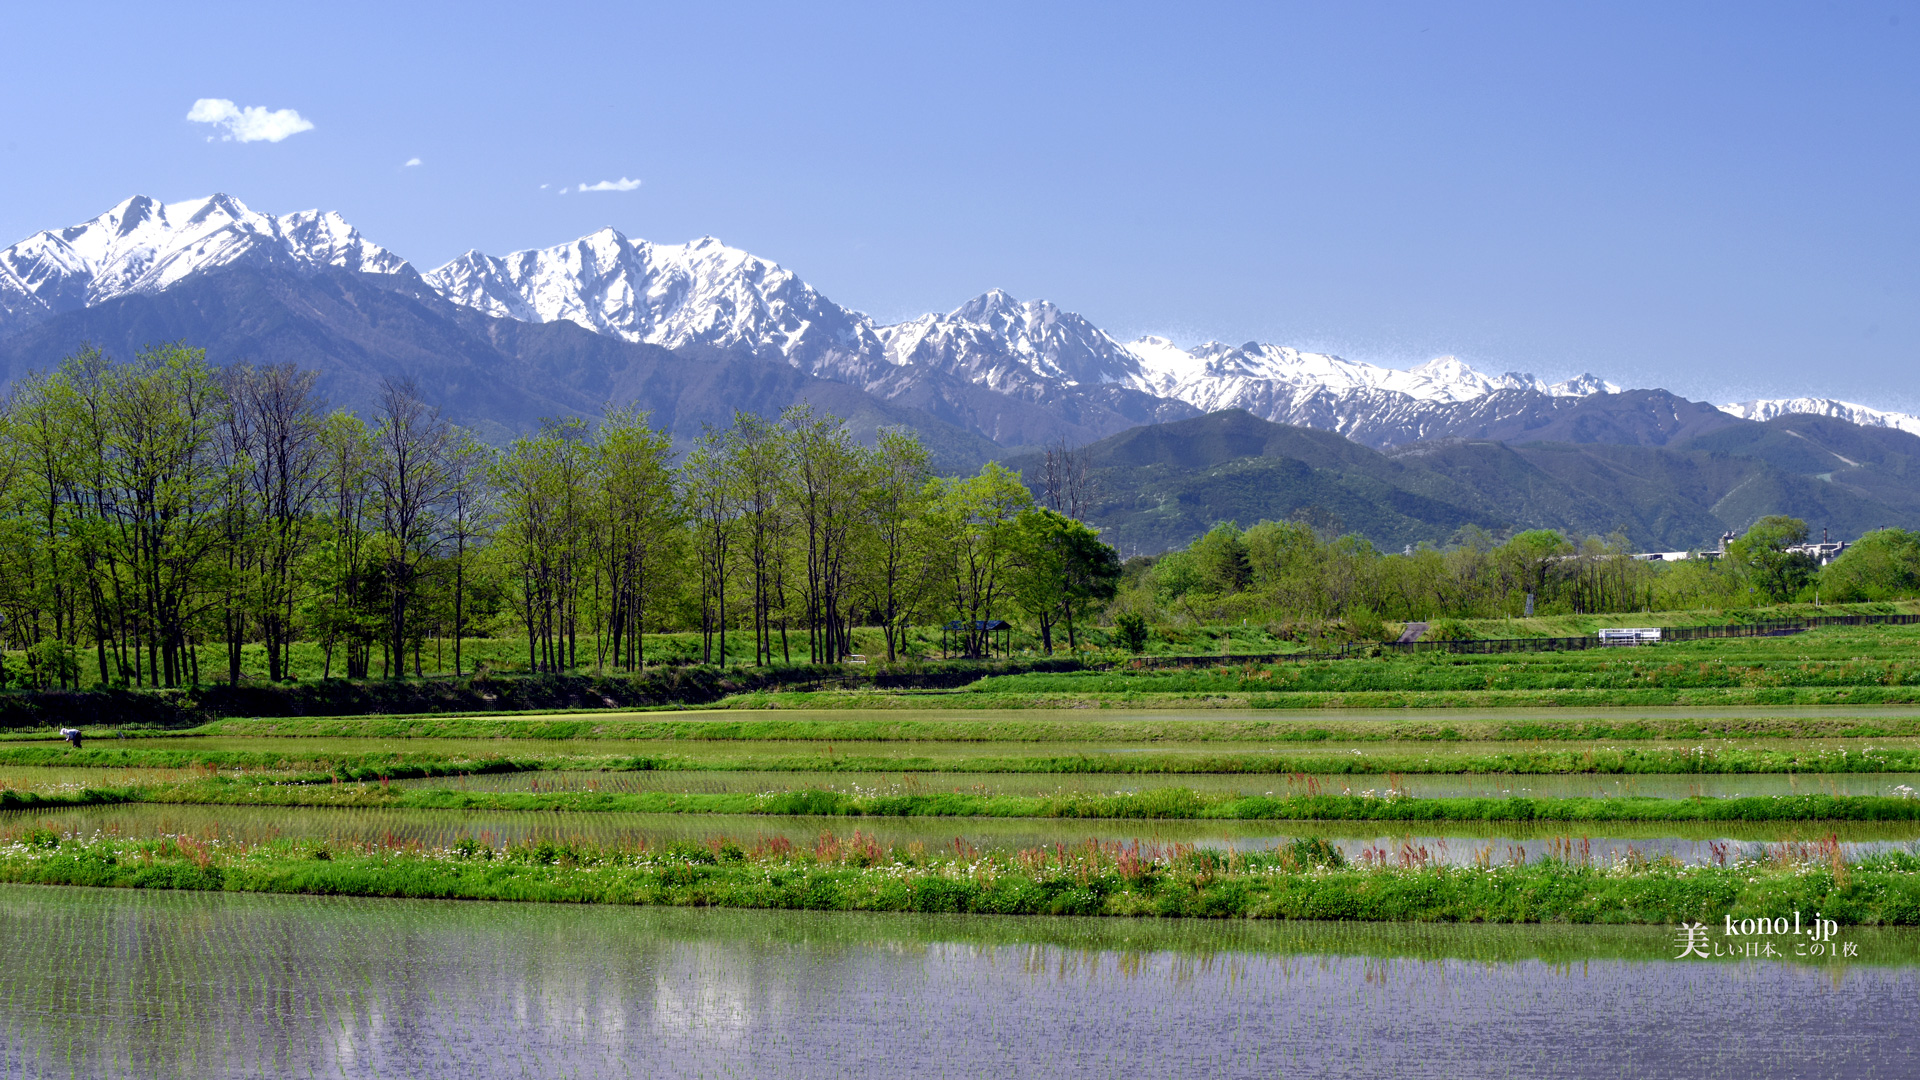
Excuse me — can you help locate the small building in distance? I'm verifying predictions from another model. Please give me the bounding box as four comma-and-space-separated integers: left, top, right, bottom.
1631, 533, 1736, 563
1632, 529, 1852, 566
1784, 528, 1851, 566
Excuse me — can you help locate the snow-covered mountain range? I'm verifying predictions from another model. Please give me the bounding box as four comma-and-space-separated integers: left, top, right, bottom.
1719, 397, 1920, 438
4, 194, 1915, 446
0, 194, 416, 325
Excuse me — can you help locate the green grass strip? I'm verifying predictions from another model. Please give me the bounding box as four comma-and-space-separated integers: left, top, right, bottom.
179, 713, 1920, 743
5, 832, 1920, 926
11, 742, 1920, 777
727, 687, 1920, 710
43, 777, 1920, 823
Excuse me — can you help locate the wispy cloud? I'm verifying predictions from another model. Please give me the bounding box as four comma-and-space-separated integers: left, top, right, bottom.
578, 177, 641, 192
187, 98, 314, 143
404, 157, 422, 167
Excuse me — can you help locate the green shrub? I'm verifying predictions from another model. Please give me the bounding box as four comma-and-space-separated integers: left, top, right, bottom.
1344, 606, 1388, 642
1286, 836, 1346, 868
1114, 613, 1150, 654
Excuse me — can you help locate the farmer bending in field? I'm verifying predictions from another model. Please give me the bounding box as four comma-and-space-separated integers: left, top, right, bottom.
59, 728, 82, 750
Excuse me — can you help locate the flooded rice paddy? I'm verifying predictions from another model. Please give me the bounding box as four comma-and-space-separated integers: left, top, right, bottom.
32, 733, 1920, 765
385, 767, 1920, 800
8, 759, 1920, 802
1, 885, 1915, 1079
7, 802, 1918, 868
8, 703, 1920, 1074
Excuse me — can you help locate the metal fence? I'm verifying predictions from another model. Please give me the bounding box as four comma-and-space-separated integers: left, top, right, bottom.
1120, 612, 1920, 669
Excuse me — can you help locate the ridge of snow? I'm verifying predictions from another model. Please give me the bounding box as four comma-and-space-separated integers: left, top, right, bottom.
0, 194, 414, 325
22, 194, 1920, 447
874, 291, 1141, 395
1720, 397, 1920, 437
423, 228, 886, 380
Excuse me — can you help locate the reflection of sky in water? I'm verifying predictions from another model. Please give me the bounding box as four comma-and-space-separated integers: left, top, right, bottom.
0, 887, 1915, 1079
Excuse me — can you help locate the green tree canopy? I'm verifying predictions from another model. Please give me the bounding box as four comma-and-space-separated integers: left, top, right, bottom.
1819, 528, 1920, 601
1730, 516, 1815, 602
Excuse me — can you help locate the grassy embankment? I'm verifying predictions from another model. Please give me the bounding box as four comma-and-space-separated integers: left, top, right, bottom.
720, 625, 1920, 710
5, 827, 1917, 926
112, 709, 1920, 743
8, 775, 1920, 824
31, 601, 1896, 680
2, 618, 1916, 733
7, 740, 1920, 778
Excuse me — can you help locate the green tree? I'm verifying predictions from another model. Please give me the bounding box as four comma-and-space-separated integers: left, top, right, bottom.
493, 419, 593, 673
1189, 522, 1252, 595
370, 381, 457, 677
723, 413, 793, 666
857, 429, 936, 662
313, 412, 377, 678
930, 462, 1032, 658
683, 427, 738, 665
1819, 528, 1920, 601
783, 406, 868, 664
1498, 530, 1572, 614
1729, 516, 1815, 603
594, 407, 679, 671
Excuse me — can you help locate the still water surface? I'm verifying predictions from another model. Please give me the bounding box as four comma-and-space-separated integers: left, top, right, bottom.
0, 885, 1913, 1079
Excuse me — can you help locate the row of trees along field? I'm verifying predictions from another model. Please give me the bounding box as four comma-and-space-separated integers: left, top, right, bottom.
0, 346, 1121, 689
1120, 516, 1920, 634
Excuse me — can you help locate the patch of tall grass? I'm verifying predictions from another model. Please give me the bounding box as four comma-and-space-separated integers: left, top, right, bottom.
6, 827, 1920, 926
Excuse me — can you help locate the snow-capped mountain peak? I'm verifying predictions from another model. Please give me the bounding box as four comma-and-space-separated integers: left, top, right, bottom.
423, 229, 886, 382
0, 193, 414, 327
1549, 373, 1621, 396
1126, 335, 1211, 388
22, 193, 1920, 457
874, 291, 1143, 396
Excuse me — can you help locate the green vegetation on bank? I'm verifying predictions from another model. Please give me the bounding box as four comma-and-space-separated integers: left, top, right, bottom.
157, 710, 1920, 743
729, 623, 1920, 709
12, 775, 1920, 823
11, 739, 1920, 779
1115, 515, 1920, 646
6, 828, 1919, 926
3, 609, 1916, 729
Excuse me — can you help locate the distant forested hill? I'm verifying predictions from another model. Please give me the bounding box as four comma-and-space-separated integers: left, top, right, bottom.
1008, 410, 1920, 555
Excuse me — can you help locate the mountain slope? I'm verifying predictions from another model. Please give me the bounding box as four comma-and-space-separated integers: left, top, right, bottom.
0, 265, 1002, 469
9, 194, 1920, 462
1680, 414, 1920, 519
1022, 410, 1920, 554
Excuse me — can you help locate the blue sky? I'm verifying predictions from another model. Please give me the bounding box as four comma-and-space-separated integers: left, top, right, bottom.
2, 1, 1915, 409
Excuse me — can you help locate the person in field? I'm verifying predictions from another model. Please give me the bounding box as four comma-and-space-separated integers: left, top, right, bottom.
59, 728, 82, 750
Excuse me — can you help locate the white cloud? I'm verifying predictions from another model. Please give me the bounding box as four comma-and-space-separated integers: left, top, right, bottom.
577, 177, 641, 192
404, 157, 422, 167
186, 98, 315, 143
